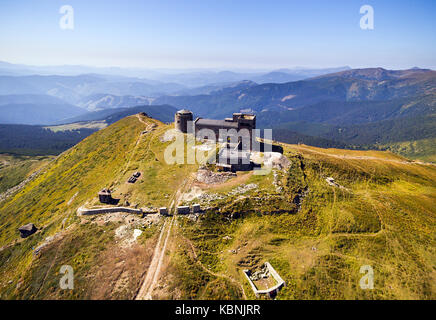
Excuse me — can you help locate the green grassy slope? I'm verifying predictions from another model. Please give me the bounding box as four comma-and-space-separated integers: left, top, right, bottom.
382, 138, 436, 163
0, 155, 53, 194
174, 145, 436, 299
0, 114, 197, 299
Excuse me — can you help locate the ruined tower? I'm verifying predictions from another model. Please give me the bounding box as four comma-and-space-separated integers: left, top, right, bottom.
175, 109, 193, 133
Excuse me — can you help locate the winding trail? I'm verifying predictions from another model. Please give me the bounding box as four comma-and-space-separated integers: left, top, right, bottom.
135, 175, 195, 300
121, 114, 155, 175
135, 218, 173, 300
292, 145, 435, 166
184, 235, 247, 300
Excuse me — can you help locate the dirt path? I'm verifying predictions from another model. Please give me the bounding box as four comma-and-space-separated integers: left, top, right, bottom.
184, 235, 247, 300
135, 218, 172, 300
135, 175, 195, 300
292, 145, 435, 166
121, 115, 156, 176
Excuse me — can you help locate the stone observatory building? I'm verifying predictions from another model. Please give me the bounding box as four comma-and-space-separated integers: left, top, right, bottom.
174, 109, 193, 133
195, 112, 255, 136
174, 109, 256, 150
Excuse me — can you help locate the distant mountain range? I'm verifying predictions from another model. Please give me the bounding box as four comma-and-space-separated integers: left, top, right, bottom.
0, 60, 350, 86
150, 67, 436, 158
0, 74, 186, 105
0, 94, 85, 125
152, 68, 435, 118
0, 63, 350, 124
0, 64, 434, 160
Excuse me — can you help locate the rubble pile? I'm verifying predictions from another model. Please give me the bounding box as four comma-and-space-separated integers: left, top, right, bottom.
249, 264, 270, 281
228, 183, 258, 196
196, 168, 236, 184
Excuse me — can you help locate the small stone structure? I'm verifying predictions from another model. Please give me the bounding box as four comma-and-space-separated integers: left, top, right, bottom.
243, 262, 286, 299
98, 189, 114, 204
192, 204, 201, 213
159, 207, 168, 215
176, 206, 191, 215
18, 223, 37, 238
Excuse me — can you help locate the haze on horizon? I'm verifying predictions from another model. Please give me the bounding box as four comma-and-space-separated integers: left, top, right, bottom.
0, 0, 435, 70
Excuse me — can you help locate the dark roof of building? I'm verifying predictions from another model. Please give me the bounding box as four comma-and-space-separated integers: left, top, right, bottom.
195, 118, 238, 129
98, 189, 111, 195
177, 109, 193, 115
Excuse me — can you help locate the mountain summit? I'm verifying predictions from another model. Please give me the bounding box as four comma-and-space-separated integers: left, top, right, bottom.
0, 112, 434, 299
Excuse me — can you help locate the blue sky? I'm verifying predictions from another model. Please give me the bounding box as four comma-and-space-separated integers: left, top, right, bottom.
0, 0, 435, 69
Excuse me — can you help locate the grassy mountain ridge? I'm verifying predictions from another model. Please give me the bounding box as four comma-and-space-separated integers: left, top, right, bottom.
0, 105, 177, 156
0, 113, 434, 299
0, 114, 198, 299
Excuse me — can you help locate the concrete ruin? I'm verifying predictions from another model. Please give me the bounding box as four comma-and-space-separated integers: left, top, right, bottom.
176, 206, 191, 215
243, 262, 286, 299
98, 188, 114, 204
18, 223, 37, 238
159, 207, 168, 215
192, 204, 201, 213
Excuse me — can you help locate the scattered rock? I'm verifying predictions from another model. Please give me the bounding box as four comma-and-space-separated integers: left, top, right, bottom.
249, 264, 270, 281
196, 169, 236, 184
326, 177, 347, 189
228, 184, 257, 196
182, 186, 204, 202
